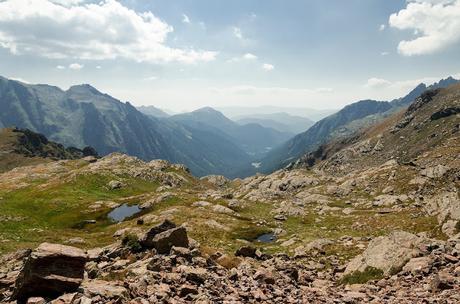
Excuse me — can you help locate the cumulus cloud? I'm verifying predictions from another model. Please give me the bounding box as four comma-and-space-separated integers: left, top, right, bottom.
0, 0, 217, 64
389, 0, 460, 56
69, 63, 83, 70
379, 24, 386, 31
366, 78, 392, 88
262, 63, 274, 71
56, 65, 66, 70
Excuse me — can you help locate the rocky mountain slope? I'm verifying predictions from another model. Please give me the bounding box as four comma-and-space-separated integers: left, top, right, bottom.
252, 77, 459, 175
0, 82, 458, 303
0, 128, 96, 173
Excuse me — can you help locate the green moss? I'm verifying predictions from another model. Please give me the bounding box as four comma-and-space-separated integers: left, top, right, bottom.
341, 267, 384, 285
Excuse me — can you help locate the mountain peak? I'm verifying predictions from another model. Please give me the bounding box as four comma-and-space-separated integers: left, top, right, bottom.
193, 106, 220, 114
67, 84, 102, 95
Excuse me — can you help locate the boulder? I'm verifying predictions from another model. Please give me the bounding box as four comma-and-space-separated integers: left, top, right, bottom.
344, 231, 423, 276
139, 220, 177, 248
402, 256, 433, 275
151, 226, 189, 254
212, 204, 235, 215
235, 246, 257, 258
14, 243, 88, 303
424, 192, 460, 223
420, 165, 449, 179
107, 180, 123, 190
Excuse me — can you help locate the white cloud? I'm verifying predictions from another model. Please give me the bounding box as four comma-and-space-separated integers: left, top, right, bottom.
49, 0, 84, 6
182, 14, 190, 24
96, 65, 102, 69
366, 78, 392, 88
56, 65, 66, 69
262, 63, 275, 71
233, 27, 243, 40
69, 63, 83, 70
389, 0, 460, 56
243, 53, 258, 60
379, 24, 386, 31
0, 0, 217, 64
227, 53, 258, 63
381, 51, 390, 56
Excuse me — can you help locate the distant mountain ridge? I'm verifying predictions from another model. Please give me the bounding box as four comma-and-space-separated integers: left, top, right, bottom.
137, 105, 170, 118
170, 107, 293, 156
235, 112, 314, 134
244, 76, 459, 175
217, 106, 337, 122
0, 76, 252, 177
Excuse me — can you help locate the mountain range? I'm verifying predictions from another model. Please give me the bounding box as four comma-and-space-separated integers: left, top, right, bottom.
0, 76, 291, 177
248, 76, 459, 175
235, 112, 315, 134
0, 75, 458, 178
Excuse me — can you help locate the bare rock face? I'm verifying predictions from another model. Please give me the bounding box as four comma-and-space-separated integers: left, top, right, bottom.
13, 243, 87, 303
344, 231, 423, 276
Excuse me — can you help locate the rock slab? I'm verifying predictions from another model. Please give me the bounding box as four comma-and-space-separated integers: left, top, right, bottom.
14, 243, 88, 303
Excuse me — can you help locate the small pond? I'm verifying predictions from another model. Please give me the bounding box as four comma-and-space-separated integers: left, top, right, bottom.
108, 204, 141, 222
256, 232, 276, 243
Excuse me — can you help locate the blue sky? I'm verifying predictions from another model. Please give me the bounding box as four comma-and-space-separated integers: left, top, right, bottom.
0, 0, 459, 111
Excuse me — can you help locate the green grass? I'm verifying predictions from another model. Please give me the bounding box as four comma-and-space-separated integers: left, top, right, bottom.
341, 267, 384, 285
0, 173, 159, 254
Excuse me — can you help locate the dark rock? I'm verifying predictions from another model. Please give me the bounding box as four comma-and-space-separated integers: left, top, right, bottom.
139, 220, 177, 249
152, 226, 189, 254
430, 107, 460, 121
235, 246, 257, 258
179, 284, 198, 297
13, 243, 87, 303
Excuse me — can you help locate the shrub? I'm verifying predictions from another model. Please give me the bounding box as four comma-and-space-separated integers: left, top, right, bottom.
122, 234, 142, 253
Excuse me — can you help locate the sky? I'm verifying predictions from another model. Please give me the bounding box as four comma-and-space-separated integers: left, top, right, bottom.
0, 0, 460, 112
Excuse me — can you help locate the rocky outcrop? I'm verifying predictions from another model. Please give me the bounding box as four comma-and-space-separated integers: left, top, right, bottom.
344, 231, 423, 276
200, 175, 229, 187
13, 243, 88, 303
